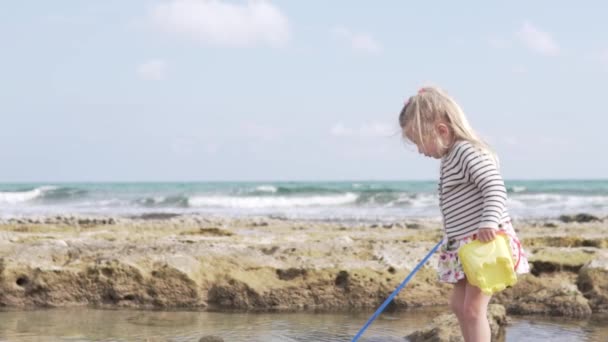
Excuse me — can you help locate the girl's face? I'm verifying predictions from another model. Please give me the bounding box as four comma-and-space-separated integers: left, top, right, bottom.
405, 122, 453, 159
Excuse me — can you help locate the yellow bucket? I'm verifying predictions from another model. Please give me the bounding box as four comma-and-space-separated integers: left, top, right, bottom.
458, 234, 517, 295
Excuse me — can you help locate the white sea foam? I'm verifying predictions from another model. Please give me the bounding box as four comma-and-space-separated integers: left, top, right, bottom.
0, 186, 56, 204
392, 193, 438, 207
188, 193, 358, 208
508, 194, 608, 218
255, 185, 278, 193
510, 194, 608, 206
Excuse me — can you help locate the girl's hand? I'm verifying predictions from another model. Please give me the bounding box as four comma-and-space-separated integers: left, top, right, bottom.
478, 228, 497, 242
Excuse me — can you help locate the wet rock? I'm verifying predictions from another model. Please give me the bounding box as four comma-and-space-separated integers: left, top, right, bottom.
85, 259, 148, 306
559, 213, 600, 223
334, 271, 350, 289
261, 246, 280, 255
406, 304, 507, 342
507, 285, 592, 318
146, 258, 201, 307
179, 227, 233, 237
529, 247, 596, 275
577, 250, 608, 313
392, 267, 451, 308
276, 268, 307, 281
1, 215, 606, 314
199, 336, 224, 342
251, 220, 269, 227
494, 273, 592, 318
207, 279, 265, 309
135, 213, 181, 220
523, 236, 608, 248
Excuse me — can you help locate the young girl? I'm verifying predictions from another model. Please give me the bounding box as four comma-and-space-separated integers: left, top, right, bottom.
398, 87, 529, 342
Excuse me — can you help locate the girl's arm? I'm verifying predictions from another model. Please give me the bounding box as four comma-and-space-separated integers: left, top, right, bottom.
463, 148, 507, 241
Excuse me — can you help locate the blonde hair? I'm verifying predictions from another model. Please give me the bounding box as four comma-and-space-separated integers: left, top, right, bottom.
398, 86, 497, 163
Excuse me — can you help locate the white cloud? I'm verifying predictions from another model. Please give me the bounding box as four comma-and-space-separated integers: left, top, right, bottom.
331, 26, 382, 54
330, 122, 395, 138
150, 0, 290, 47
517, 22, 559, 56
137, 59, 166, 81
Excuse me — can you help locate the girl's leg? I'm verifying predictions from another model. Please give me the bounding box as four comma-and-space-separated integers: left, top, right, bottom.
449, 279, 468, 341
463, 281, 492, 342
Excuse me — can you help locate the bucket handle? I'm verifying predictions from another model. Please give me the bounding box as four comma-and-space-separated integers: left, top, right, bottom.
497, 231, 522, 270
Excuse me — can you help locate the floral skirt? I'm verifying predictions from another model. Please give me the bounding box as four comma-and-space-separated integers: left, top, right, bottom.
437, 221, 530, 284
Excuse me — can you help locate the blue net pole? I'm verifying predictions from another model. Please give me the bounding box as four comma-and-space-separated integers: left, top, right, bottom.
351, 239, 443, 342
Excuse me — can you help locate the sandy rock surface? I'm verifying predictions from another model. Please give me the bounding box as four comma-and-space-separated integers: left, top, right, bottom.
1, 215, 607, 317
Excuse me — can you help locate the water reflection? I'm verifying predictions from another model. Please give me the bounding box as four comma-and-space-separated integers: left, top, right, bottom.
0, 308, 606, 342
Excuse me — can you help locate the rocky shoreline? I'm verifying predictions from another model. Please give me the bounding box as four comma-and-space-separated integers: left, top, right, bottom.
1, 214, 607, 319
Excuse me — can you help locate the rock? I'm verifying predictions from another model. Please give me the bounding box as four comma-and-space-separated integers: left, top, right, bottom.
406, 304, 507, 342
276, 268, 307, 281
135, 213, 181, 220
393, 267, 452, 308
507, 285, 592, 318
252, 221, 269, 227
559, 213, 600, 223
199, 336, 224, 342
523, 236, 608, 248
529, 247, 596, 275
407, 223, 422, 229
1, 214, 606, 314
494, 273, 592, 318
334, 270, 350, 289
577, 250, 608, 313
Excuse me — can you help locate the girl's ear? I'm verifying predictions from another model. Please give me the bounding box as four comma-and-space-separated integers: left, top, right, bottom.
436, 122, 450, 137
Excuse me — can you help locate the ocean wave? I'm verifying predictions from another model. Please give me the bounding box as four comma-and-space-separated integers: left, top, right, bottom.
274, 186, 343, 195
255, 185, 278, 193
0, 186, 57, 204
188, 193, 359, 208
137, 195, 189, 208
509, 186, 527, 193
508, 194, 608, 210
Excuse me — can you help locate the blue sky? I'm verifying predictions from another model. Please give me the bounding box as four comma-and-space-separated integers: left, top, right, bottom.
1, 1, 607, 182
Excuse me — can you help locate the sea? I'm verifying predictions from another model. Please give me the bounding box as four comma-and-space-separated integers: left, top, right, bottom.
1, 180, 607, 221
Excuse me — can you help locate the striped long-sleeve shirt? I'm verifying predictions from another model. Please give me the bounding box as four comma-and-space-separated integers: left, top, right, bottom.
439, 140, 510, 240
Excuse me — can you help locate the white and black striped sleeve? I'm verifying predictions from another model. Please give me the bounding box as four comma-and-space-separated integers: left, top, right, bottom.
463, 149, 507, 230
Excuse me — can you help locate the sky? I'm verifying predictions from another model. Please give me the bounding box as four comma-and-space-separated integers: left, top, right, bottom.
1, 1, 607, 182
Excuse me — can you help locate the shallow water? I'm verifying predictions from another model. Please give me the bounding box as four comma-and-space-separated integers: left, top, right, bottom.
0, 308, 607, 342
